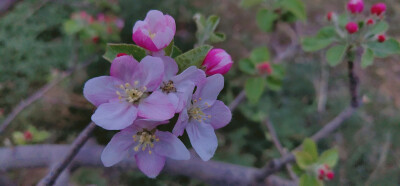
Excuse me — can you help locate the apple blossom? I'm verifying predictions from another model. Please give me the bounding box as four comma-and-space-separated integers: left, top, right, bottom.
201, 48, 233, 76
347, 0, 364, 14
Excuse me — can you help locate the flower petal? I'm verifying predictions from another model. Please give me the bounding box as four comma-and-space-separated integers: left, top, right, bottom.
101, 127, 137, 167
132, 119, 168, 130
154, 131, 190, 160
83, 76, 122, 106
110, 55, 139, 83
174, 82, 195, 113
92, 101, 137, 130
135, 151, 166, 178
172, 108, 189, 136
186, 121, 218, 161
134, 56, 164, 91
203, 100, 231, 129
161, 56, 178, 81
132, 21, 158, 51
193, 74, 224, 109
171, 66, 205, 86
167, 93, 180, 112
138, 91, 174, 121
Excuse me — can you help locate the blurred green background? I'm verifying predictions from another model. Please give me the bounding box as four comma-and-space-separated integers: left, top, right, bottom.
1, 0, 400, 185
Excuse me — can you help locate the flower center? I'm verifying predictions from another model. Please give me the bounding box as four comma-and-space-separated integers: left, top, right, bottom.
161, 80, 176, 93
148, 31, 156, 39
133, 129, 159, 155
188, 98, 212, 122
116, 82, 147, 104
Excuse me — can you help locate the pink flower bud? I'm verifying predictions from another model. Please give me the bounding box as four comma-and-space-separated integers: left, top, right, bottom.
132, 10, 176, 52
318, 169, 325, 180
347, 0, 364, 14
116, 53, 127, 57
326, 171, 335, 180
24, 131, 33, 141
366, 18, 374, 25
92, 36, 99, 43
346, 22, 359, 34
327, 12, 334, 21
371, 3, 386, 16
257, 62, 272, 75
378, 34, 386, 42
201, 48, 233, 76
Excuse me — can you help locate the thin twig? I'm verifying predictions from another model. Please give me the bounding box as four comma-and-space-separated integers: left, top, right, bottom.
228, 90, 246, 111
347, 46, 359, 108
0, 59, 94, 134
1, 144, 296, 186
37, 122, 96, 186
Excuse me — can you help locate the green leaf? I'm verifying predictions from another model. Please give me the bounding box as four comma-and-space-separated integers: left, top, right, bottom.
250, 46, 270, 64
194, 14, 224, 45
266, 76, 282, 91
299, 174, 322, 186
174, 45, 213, 72
171, 46, 182, 58
361, 47, 374, 68
256, 9, 278, 32
103, 43, 146, 62
338, 14, 349, 27
239, 58, 256, 75
209, 32, 226, 43
301, 26, 336, 52
302, 138, 318, 161
245, 77, 266, 104
326, 44, 348, 66
318, 148, 339, 167
281, 0, 307, 21
295, 151, 316, 169
367, 39, 400, 58
240, 0, 263, 8
164, 40, 174, 56
368, 21, 389, 36
271, 64, 285, 79
63, 20, 83, 35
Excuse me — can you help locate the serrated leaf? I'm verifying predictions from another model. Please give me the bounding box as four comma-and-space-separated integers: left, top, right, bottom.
295, 151, 316, 169
318, 148, 339, 167
367, 39, 400, 58
361, 47, 374, 68
281, 0, 306, 21
326, 44, 348, 66
174, 45, 212, 72
239, 58, 256, 75
245, 77, 266, 104
256, 9, 278, 32
299, 174, 322, 186
103, 43, 146, 62
302, 138, 318, 161
250, 46, 270, 64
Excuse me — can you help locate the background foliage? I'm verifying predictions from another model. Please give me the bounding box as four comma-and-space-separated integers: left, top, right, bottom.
1, 0, 400, 185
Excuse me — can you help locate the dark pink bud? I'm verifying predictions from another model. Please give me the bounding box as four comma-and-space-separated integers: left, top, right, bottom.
366, 18, 374, 25
24, 131, 33, 141
371, 3, 386, 16
257, 62, 273, 75
346, 22, 359, 34
378, 34, 386, 42
116, 53, 127, 57
326, 171, 335, 180
201, 48, 233, 76
347, 0, 364, 14
92, 36, 99, 43
327, 12, 334, 21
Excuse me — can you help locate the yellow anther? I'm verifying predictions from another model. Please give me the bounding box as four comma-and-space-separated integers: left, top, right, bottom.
149, 150, 152, 155
199, 97, 202, 100
134, 81, 139, 86
134, 146, 139, 152
125, 83, 130, 87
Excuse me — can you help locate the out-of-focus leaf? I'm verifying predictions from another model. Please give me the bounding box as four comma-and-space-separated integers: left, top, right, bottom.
326, 44, 348, 66
302, 26, 336, 52
240, 0, 264, 8
281, 0, 306, 21
171, 46, 182, 58
361, 47, 374, 68
302, 138, 318, 161
256, 9, 278, 32
367, 39, 400, 58
318, 148, 339, 167
299, 174, 322, 186
164, 40, 174, 56
250, 46, 270, 64
266, 76, 282, 91
367, 21, 389, 36
209, 32, 226, 43
239, 58, 256, 75
245, 77, 266, 104
295, 151, 316, 169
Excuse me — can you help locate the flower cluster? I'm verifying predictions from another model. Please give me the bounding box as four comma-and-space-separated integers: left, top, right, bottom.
317, 164, 335, 181
83, 10, 232, 178
327, 0, 388, 42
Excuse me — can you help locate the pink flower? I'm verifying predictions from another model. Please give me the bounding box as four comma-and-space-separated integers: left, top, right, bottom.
83, 55, 175, 130
345, 22, 359, 34
366, 18, 374, 25
326, 12, 334, 21
317, 164, 335, 181
377, 34, 386, 42
371, 3, 386, 16
157, 56, 206, 113
173, 75, 232, 161
24, 131, 33, 141
201, 48, 233, 76
347, 0, 364, 14
256, 62, 272, 75
101, 120, 190, 178
132, 10, 176, 52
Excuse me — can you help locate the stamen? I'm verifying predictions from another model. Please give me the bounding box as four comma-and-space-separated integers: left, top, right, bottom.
132, 129, 159, 155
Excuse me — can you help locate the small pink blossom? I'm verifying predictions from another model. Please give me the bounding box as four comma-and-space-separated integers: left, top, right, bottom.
132, 10, 176, 52
201, 48, 233, 76
326, 12, 334, 21
345, 22, 359, 34
377, 34, 386, 42
101, 120, 190, 178
371, 3, 386, 16
347, 0, 364, 14
366, 18, 374, 25
256, 62, 272, 75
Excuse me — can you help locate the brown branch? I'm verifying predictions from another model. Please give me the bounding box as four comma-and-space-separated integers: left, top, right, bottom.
0, 144, 296, 186
37, 122, 96, 186
347, 49, 359, 108
0, 59, 95, 134
228, 90, 246, 111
